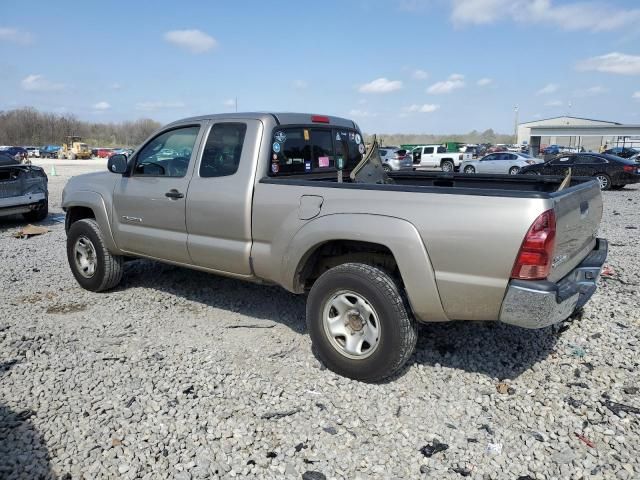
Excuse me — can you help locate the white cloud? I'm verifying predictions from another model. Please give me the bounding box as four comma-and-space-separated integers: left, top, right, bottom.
633, 91, 640, 100
477, 77, 493, 86
537, 83, 558, 95
0, 27, 34, 45
92, 101, 111, 110
135, 101, 186, 111
20, 74, 64, 92
576, 52, 640, 75
427, 74, 465, 94
574, 85, 608, 97
223, 98, 236, 107
348, 109, 378, 117
292, 79, 308, 89
412, 69, 429, 80
358, 77, 403, 93
110, 82, 123, 90
544, 99, 563, 107
164, 29, 217, 53
450, 0, 640, 32
405, 104, 440, 113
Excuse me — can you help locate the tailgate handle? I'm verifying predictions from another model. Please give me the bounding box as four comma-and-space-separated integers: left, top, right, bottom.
580, 201, 589, 217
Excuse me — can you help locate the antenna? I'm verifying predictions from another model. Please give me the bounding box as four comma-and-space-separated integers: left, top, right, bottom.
235, 97, 238, 113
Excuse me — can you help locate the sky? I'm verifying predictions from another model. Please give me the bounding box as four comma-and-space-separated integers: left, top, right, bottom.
1, 0, 640, 134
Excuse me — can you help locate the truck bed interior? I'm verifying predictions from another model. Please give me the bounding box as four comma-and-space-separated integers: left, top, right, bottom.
261, 171, 597, 199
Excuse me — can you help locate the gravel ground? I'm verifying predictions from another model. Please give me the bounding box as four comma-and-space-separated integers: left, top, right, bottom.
1, 163, 639, 480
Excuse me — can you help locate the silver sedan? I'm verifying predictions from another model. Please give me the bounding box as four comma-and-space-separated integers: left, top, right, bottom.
461, 152, 542, 174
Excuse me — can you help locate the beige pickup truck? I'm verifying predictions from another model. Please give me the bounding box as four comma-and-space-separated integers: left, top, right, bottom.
62, 113, 607, 381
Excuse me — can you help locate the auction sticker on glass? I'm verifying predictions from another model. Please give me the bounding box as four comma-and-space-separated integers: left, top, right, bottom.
274, 131, 286, 143
355, 133, 361, 144
272, 142, 281, 153
318, 156, 330, 168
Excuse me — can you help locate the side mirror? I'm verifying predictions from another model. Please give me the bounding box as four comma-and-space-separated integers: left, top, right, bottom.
108, 154, 128, 174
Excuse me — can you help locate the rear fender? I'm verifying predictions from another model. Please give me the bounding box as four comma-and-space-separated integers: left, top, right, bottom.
283, 214, 448, 322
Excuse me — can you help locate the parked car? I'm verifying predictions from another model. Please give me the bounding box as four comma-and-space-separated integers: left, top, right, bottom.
378, 148, 413, 172
486, 145, 507, 153
40, 145, 61, 159
62, 112, 607, 381
412, 144, 472, 172
461, 152, 542, 174
542, 145, 561, 155
3, 146, 28, 161
604, 147, 638, 159
0, 154, 48, 221
519, 153, 640, 190
96, 148, 113, 158
25, 146, 40, 158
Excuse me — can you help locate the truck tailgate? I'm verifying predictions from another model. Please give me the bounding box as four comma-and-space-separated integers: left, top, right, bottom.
548, 179, 602, 282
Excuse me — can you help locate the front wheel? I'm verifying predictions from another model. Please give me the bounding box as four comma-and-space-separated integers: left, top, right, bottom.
595, 173, 611, 191
306, 263, 417, 382
508, 166, 520, 175
67, 218, 123, 292
382, 164, 391, 173
463, 166, 476, 174
441, 160, 454, 172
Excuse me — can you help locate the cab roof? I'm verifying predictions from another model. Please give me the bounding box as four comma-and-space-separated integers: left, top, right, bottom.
166, 112, 359, 129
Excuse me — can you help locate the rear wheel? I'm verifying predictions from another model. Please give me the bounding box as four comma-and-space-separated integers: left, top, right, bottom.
463, 165, 476, 174
67, 218, 123, 292
306, 263, 417, 382
595, 173, 611, 191
441, 160, 454, 172
509, 166, 520, 175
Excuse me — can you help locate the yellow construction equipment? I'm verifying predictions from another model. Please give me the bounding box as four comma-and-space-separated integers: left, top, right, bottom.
58, 136, 91, 160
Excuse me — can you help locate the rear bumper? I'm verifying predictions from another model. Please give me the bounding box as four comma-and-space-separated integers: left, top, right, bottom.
499, 238, 607, 329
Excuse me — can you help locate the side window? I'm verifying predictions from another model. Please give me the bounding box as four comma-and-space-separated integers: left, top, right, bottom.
424, 147, 434, 154
483, 154, 495, 161
379, 149, 388, 157
508, 154, 518, 161
134, 126, 199, 177
551, 156, 574, 166
437, 146, 447, 154
200, 123, 247, 177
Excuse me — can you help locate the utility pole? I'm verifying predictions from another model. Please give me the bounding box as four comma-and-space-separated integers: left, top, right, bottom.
514, 105, 519, 144
235, 97, 238, 113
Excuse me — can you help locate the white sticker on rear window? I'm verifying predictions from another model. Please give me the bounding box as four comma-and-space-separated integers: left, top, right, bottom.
355, 133, 361, 145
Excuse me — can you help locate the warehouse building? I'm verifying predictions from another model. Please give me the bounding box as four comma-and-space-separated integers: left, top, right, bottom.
517, 116, 624, 154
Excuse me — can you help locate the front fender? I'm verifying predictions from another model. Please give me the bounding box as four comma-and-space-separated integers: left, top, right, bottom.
63, 190, 121, 254
282, 214, 448, 322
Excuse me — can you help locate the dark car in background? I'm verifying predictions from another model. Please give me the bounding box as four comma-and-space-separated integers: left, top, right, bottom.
40, 145, 61, 158
604, 147, 638, 159
1, 146, 28, 161
519, 152, 640, 190
0, 153, 48, 220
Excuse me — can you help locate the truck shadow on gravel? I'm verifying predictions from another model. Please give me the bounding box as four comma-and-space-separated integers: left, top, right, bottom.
0, 361, 55, 479
411, 321, 559, 380
122, 260, 559, 379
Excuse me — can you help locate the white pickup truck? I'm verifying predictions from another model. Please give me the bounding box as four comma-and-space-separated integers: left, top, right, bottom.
412, 145, 472, 172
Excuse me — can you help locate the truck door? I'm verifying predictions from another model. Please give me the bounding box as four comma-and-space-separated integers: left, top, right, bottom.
112, 124, 203, 263
421, 146, 435, 167
185, 119, 262, 275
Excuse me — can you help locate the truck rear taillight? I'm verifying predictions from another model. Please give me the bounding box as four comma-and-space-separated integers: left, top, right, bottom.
311, 115, 330, 123
511, 209, 556, 280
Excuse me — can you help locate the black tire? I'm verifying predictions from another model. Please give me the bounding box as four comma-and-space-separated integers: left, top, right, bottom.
441, 160, 454, 172
382, 164, 391, 173
508, 166, 520, 175
524, 170, 540, 175
611, 184, 626, 190
595, 173, 611, 191
463, 165, 475, 174
306, 263, 417, 382
66, 218, 123, 292
22, 200, 48, 222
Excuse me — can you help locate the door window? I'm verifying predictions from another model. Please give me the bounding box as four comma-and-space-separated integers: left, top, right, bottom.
550, 156, 574, 166
424, 147, 434, 154
134, 126, 199, 177
575, 155, 606, 165
200, 123, 247, 177
482, 154, 495, 161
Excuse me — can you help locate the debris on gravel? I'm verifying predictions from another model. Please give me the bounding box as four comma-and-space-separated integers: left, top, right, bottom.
1, 165, 639, 479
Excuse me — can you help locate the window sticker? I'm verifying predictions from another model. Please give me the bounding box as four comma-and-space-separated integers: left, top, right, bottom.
272, 142, 281, 153
303, 129, 310, 141
274, 131, 287, 143
335, 132, 341, 141
271, 163, 279, 173
318, 156, 330, 168
340, 131, 347, 137
355, 133, 362, 145
305, 160, 312, 172
272, 153, 278, 161
358, 143, 365, 154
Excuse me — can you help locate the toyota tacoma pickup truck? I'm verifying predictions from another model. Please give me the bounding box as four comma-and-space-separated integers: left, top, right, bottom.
62, 112, 607, 381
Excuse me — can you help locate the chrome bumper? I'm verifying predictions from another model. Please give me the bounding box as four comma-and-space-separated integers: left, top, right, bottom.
499, 238, 607, 329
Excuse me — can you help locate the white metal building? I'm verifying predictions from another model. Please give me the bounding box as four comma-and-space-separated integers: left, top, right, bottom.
517, 116, 621, 152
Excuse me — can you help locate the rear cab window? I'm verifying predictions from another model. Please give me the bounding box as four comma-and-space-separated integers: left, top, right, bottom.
269, 126, 364, 176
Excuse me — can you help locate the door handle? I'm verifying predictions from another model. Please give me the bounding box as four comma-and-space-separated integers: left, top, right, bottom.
165, 189, 184, 199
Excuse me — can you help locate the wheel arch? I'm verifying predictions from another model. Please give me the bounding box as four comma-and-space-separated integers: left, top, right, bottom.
284, 214, 448, 322
63, 191, 121, 254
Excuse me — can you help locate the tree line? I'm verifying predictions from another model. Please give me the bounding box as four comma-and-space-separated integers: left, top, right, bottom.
0, 108, 161, 147
368, 129, 516, 147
